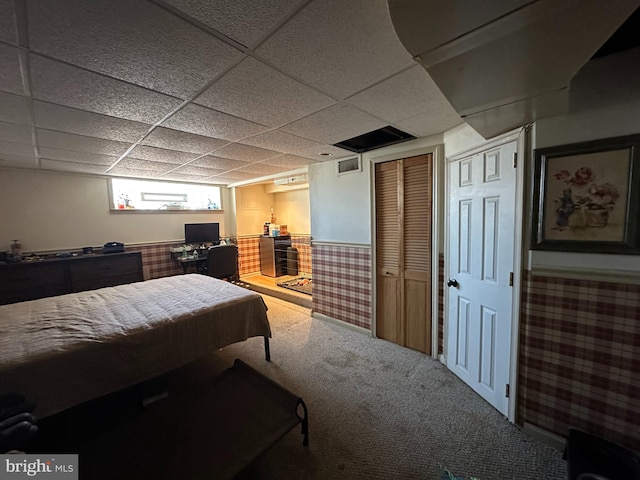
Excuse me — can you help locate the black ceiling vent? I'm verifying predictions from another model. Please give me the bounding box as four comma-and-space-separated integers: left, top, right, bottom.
333, 126, 416, 153
592, 7, 640, 59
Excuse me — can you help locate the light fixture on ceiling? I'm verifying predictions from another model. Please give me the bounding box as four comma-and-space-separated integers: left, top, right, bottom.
319, 152, 333, 156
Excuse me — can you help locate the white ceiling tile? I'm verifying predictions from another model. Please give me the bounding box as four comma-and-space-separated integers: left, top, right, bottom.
0, 121, 32, 145
0, 0, 17, 44
280, 104, 387, 145
161, 172, 214, 183
40, 159, 110, 174
126, 145, 201, 164
256, 0, 415, 99
30, 55, 182, 124
0, 139, 35, 158
240, 129, 352, 160
0, 44, 24, 95
347, 66, 457, 123
261, 154, 316, 168
165, 0, 306, 48
108, 158, 177, 175
38, 147, 118, 166
27, 0, 243, 99
161, 104, 268, 141
395, 110, 463, 138
236, 163, 290, 175
142, 127, 228, 154
36, 130, 131, 157
0, 92, 30, 124
168, 165, 226, 177
195, 57, 335, 127
211, 171, 261, 182
190, 156, 249, 170
34, 101, 151, 143
210, 142, 280, 162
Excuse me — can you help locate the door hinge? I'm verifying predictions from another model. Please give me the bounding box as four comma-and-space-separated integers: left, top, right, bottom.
509, 272, 513, 286
505, 384, 510, 398
512, 152, 517, 168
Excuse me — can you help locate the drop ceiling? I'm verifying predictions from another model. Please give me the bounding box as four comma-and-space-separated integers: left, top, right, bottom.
0, 0, 462, 186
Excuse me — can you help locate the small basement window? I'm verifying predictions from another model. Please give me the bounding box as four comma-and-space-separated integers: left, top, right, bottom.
110, 178, 222, 211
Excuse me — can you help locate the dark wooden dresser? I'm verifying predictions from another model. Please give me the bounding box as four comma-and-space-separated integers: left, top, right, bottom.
0, 251, 143, 305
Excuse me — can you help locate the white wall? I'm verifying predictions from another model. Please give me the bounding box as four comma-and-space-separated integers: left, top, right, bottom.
0, 168, 227, 252
309, 159, 371, 244
274, 188, 310, 234
234, 184, 274, 236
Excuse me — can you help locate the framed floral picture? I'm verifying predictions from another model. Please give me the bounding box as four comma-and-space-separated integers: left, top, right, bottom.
531, 134, 640, 254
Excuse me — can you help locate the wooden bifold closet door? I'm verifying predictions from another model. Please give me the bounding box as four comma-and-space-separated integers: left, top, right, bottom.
375, 154, 432, 354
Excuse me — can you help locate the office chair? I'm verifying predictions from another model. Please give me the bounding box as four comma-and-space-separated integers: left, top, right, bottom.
206, 244, 239, 281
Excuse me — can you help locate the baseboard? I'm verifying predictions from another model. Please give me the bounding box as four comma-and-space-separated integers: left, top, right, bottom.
312, 312, 372, 336
522, 423, 566, 452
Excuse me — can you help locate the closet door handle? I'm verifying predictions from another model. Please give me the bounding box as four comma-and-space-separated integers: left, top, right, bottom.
447, 279, 459, 288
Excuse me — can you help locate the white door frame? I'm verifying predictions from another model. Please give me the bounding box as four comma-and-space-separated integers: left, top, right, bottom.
369, 144, 444, 358
443, 128, 526, 423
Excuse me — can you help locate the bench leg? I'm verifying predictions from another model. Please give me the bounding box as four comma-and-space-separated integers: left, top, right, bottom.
264, 337, 271, 362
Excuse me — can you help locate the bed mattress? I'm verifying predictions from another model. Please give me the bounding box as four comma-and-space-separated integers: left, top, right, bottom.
0, 274, 271, 417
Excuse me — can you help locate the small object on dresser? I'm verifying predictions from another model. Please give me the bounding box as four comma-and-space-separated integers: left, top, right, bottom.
103, 242, 125, 254
82, 246, 94, 255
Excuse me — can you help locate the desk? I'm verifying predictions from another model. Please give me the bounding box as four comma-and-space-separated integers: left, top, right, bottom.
175, 256, 207, 274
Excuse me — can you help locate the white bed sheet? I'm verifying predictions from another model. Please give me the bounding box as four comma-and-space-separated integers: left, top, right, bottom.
0, 274, 271, 417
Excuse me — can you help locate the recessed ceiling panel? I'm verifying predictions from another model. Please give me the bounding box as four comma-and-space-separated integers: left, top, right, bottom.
141, 127, 228, 154
239, 130, 344, 159
280, 104, 386, 145
165, 0, 306, 48
34, 102, 151, 143
256, 0, 414, 99
0, 154, 38, 169
0, 44, 24, 95
333, 126, 415, 153
30, 55, 182, 124
161, 104, 269, 141
168, 165, 226, 177
0, 139, 35, 158
210, 171, 260, 182
195, 57, 335, 127
27, 0, 243, 99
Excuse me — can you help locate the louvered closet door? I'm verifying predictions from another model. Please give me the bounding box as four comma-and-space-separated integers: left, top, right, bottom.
375, 154, 432, 354
375, 161, 401, 343
403, 156, 432, 353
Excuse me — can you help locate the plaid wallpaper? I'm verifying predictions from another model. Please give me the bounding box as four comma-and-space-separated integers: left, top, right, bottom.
519, 271, 640, 452
237, 235, 311, 276
126, 243, 183, 279
312, 244, 372, 330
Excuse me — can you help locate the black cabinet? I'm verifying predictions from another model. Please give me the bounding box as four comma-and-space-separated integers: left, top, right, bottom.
259, 236, 291, 277
0, 251, 143, 305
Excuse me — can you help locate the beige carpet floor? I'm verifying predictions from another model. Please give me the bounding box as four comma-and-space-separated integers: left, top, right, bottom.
215, 294, 568, 480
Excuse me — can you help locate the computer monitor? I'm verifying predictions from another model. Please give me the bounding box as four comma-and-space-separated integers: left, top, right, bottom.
184, 223, 220, 246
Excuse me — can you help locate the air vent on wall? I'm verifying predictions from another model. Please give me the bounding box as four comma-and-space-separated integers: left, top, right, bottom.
336, 156, 361, 175
333, 126, 416, 153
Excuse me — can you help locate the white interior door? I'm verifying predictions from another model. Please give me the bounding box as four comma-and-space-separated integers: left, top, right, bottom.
446, 140, 517, 416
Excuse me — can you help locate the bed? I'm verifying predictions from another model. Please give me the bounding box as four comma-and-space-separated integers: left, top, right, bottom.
0, 274, 271, 418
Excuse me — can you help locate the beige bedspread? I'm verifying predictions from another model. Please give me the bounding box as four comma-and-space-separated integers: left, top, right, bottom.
0, 274, 271, 418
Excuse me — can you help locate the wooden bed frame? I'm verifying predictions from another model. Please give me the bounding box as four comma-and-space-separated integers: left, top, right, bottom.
0, 274, 271, 418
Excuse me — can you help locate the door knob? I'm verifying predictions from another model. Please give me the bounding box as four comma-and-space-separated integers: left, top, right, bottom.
447, 279, 459, 288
